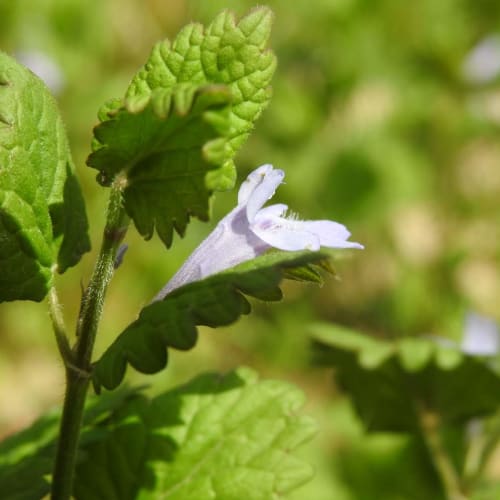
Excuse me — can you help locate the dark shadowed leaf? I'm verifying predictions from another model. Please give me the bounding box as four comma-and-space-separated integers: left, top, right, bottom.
312, 324, 500, 432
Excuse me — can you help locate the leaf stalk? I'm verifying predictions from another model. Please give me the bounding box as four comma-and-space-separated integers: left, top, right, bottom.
48, 285, 73, 365
417, 406, 469, 500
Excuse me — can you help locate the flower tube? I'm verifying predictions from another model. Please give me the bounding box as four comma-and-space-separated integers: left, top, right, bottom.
155, 164, 363, 299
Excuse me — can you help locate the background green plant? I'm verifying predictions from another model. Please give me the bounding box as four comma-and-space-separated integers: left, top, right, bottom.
1, 0, 500, 498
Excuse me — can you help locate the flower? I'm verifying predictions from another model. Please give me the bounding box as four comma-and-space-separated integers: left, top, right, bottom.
462, 35, 500, 85
155, 164, 363, 299
461, 312, 499, 356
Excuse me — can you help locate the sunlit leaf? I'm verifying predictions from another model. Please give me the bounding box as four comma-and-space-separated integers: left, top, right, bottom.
76, 368, 317, 500
0, 51, 89, 302
88, 7, 276, 247
0, 370, 316, 500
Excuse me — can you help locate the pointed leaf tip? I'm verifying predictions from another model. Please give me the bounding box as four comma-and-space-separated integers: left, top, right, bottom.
239, 7, 274, 47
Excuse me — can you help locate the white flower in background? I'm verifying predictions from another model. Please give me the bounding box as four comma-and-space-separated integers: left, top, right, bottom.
155, 164, 363, 299
16, 49, 64, 95
462, 35, 500, 85
461, 312, 499, 356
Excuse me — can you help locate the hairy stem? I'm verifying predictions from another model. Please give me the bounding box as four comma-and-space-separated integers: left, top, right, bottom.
48, 285, 73, 364
417, 407, 468, 500
51, 181, 129, 500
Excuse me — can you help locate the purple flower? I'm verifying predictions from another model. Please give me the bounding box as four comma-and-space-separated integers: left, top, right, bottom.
155, 164, 363, 299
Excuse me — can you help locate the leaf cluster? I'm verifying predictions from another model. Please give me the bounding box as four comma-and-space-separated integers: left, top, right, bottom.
312, 324, 500, 432
0, 369, 316, 500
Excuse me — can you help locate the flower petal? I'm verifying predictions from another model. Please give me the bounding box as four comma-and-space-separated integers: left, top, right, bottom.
238, 164, 274, 205
252, 215, 364, 251
254, 203, 288, 219
301, 220, 364, 249
245, 167, 285, 222
251, 215, 321, 251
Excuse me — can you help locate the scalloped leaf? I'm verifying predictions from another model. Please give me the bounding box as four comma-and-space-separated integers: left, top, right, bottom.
88, 84, 232, 246
0, 51, 89, 302
75, 368, 317, 500
93, 251, 326, 391
87, 7, 276, 247
0, 371, 316, 499
125, 7, 276, 191
312, 324, 500, 432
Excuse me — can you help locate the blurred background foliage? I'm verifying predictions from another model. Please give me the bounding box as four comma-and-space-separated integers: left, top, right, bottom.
1, 0, 500, 498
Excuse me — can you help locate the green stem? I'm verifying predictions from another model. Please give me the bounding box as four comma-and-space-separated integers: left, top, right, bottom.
51, 181, 129, 500
48, 285, 73, 364
463, 420, 486, 491
417, 407, 468, 500
464, 413, 500, 491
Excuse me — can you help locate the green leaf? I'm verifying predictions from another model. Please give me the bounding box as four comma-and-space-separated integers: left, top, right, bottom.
0, 386, 140, 500
311, 324, 500, 432
327, 403, 446, 500
94, 251, 326, 391
472, 482, 500, 500
126, 7, 275, 190
0, 411, 58, 500
0, 371, 315, 499
0, 51, 89, 302
88, 84, 232, 246
88, 7, 276, 247
75, 368, 317, 500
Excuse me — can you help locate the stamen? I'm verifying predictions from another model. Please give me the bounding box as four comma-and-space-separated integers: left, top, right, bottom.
284, 210, 301, 221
